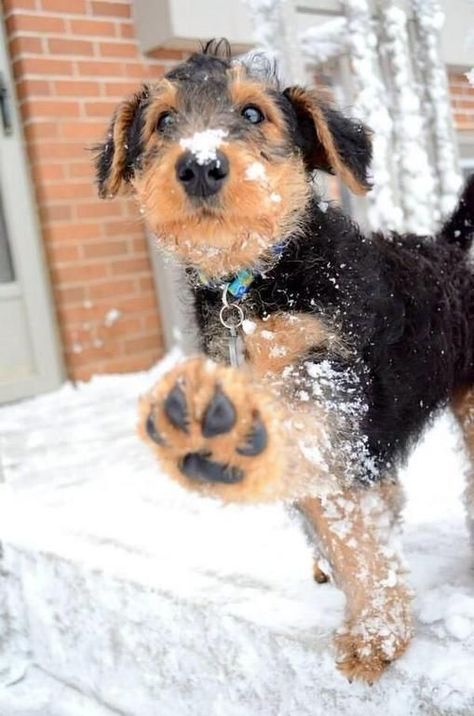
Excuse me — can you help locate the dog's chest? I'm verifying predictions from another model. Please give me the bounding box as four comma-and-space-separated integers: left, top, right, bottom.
202, 307, 342, 375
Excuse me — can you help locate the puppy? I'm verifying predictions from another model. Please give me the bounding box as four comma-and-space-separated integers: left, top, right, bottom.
95, 41, 474, 682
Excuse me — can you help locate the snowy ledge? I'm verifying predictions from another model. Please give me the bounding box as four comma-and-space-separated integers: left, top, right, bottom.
0, 356, 474, 716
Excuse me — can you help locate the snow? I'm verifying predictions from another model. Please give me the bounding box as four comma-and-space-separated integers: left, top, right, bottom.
0, 355, 473, 713
244, 161, 267, 182
179, 129, 228, 165
467, 69, 474, 87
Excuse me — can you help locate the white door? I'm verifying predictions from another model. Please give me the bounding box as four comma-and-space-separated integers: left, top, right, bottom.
0, 24, 63, 403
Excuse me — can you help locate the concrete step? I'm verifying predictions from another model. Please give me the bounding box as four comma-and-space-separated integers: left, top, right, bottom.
1, 365, 474, 715
0, 663, 118, 716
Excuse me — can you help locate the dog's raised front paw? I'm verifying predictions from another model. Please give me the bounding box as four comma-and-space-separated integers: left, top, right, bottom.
139, 357, 288, 501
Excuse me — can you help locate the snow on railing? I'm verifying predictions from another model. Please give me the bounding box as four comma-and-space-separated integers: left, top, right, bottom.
381, 4, 436, 234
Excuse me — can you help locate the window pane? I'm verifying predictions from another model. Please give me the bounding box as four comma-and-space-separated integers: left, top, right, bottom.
0, 191, 14, 284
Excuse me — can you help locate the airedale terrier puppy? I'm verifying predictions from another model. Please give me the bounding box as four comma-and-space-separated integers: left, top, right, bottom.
95, 41, 474, 682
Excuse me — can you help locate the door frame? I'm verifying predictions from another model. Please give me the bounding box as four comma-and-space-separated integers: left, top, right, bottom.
0, 21, 64, 404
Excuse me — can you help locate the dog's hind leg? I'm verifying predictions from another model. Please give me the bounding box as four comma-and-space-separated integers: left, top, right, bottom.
452, 388, 474, 546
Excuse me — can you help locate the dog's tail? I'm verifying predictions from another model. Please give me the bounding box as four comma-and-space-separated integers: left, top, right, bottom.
439, 174, 474, 251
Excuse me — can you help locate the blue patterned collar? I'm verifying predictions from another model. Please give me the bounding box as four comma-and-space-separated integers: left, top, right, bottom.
197, 242, 285, 300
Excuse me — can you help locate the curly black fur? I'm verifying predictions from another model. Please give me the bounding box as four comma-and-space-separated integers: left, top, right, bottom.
194, 180, 474, 477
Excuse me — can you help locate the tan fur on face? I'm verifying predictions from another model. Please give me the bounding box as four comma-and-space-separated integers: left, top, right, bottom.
142, 81, 178, 146
285, 86, 370, 196
133, 143, 309, 277
228, 70, 288, 143
297, 482, 412, 683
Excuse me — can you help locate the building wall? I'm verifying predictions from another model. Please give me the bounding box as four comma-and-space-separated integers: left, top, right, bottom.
3, 0, 473, 383
449, 69, 474, 132
2, 0, 185, 381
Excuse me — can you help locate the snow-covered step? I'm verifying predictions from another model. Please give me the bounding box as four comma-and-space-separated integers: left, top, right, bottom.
0, 665, 118, 716
1, 363, 474, 715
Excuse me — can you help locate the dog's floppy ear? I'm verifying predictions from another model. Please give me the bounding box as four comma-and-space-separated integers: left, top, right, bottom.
283, 86, 372, 195
95, 87, 148, 199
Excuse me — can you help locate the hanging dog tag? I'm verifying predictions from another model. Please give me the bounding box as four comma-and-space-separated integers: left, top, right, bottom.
219, 286, 244, 368
228, 325, 240, 368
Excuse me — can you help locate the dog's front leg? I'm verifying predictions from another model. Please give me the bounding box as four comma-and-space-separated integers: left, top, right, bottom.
138, 356, 292, 502
297, 483, 413, 683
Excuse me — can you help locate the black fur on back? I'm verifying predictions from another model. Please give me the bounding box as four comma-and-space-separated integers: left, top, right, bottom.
440, 174, 474, 250
193, 193, 474, 477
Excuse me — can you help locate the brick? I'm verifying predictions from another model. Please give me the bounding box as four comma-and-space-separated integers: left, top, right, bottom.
54, 80, 101, 96
99, 352, 160, 376
99, 41, 137, 58
3, 0, 37, 11
32, 162, 65, 183
9, 36, 43, 56
77, 201, 123, 219
138, 276, 154, 291
110, 257, 150, 275
147, 48, 185, 61
52, 262, 109, 284
68, 162, 95, 179
76, 60, 126, 77
30, 141, 86, 161
117, 293, 157, 313
24, 121, 59, 141
104, 80, 141, 97
54, 285, 86, 305
125, 62, 166, 80
48, 38, 94, 56
104, 219, 142, 237
82, 239, 128, 258
61, 120, 108, 140
70, 19, 117, 37
143, 313, 161, 332
16, 79, 51, 100
24, 99, 81, 118
14, 57, 74, 77
89, 278, 136, 299
40, 0, 88, 13
44, 222, 102, 243
47, 243, 81, 263
38, 181, 94, 202
119, 21, 134, 39
6, 13, 66, 33
103, 316, 142, 335
123, 334, 160, 354
39, 204, 73, 222
84, 100, 119, 118
131, 236, 149, 252
91, 2, 131, 18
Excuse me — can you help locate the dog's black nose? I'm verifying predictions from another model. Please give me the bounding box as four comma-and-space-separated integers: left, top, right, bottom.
176, 150, 229, 198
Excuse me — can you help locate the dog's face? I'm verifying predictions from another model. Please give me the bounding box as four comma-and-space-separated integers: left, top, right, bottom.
96, 42, 372, 277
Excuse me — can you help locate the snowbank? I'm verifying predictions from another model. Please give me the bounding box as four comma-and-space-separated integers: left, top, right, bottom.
0, 354, 473, 715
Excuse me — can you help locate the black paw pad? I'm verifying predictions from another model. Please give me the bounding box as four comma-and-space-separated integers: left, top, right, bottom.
237, 414, 267, 456
180, 452, 243, 484
145, 413, 164, 445
164, 384, 189, 433
202, 388, 236, 438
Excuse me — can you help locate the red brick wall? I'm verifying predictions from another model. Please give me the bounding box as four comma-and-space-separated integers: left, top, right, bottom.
3, 0, 185, 381
449, 70, 474, 132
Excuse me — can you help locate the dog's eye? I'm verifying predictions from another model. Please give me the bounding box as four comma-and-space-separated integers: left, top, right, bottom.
157, 112, 175, 133
241, 105, 265, 124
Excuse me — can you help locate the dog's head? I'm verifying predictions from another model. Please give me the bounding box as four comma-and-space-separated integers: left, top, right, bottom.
95, 40, 372, 277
